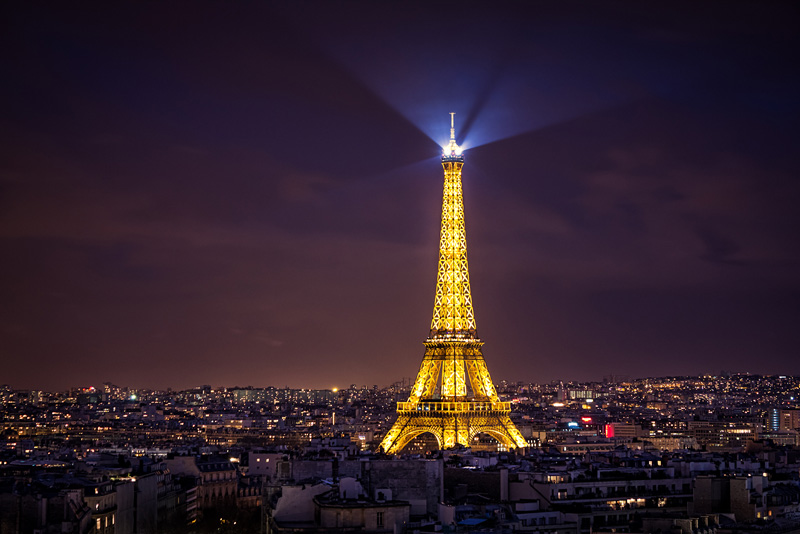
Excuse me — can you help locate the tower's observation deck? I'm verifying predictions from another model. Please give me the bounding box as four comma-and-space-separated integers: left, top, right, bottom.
380, 114, 527, 453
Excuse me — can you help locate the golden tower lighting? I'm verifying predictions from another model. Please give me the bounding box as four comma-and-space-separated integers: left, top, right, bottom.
380, 114, 527, 454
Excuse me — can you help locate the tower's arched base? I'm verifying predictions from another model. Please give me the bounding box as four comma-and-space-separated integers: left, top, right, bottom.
380, 403, 527, 454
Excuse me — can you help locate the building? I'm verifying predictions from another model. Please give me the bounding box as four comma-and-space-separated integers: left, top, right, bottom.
265, 477, 410, 533
380, 114, 526, 454
768, 408, 800, 432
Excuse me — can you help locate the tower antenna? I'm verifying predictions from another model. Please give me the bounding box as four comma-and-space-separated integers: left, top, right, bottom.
445, 113, 461, 157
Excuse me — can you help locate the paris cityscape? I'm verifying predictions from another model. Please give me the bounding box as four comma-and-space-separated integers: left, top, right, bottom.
2, 374, 800, 533
3, 2, 799, 534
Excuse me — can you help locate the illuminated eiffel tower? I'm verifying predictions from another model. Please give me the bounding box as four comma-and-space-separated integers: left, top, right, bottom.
380, 114, 527, 454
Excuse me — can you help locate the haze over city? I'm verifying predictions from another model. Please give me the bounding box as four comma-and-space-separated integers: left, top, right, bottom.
2, 2, 798, 391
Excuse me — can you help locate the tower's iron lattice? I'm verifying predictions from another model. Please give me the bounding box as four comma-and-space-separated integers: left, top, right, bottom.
380, 114, 527, 454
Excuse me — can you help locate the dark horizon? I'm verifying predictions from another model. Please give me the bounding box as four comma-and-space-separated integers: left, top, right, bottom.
2, 3, 799, 391
5, 370, 796, 395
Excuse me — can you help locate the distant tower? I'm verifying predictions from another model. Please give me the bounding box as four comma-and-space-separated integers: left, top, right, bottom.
380, 114, 527, 454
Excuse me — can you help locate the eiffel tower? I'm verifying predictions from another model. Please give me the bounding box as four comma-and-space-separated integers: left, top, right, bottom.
380, 114, 527, 454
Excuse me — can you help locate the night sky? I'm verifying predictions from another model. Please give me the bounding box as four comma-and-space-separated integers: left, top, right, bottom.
2, 2, 799, 391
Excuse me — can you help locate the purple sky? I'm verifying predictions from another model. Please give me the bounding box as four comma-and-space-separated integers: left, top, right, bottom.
2, 3, 799, 391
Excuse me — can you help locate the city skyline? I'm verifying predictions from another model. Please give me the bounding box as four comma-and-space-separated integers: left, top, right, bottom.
2, 3, 799, 391
4, 371, 798, 397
